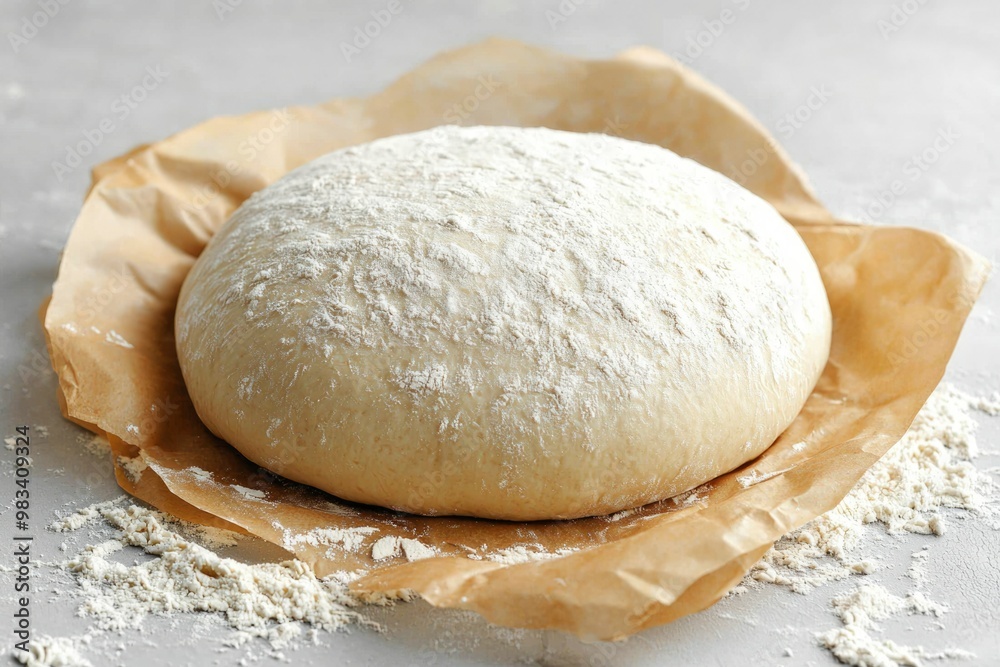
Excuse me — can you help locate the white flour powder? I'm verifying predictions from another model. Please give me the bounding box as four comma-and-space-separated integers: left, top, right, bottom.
815, 585, 974, 667
481, 545, 578, 565
11, 383, 998, 666
45, 499, 372, 634
370, 535, 437, 562
280, 525, 379, 554
744, 383, 999, 664
13, 635, 93, 667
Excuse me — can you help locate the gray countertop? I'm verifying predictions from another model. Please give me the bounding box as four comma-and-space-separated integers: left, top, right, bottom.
1, 1, 999, 665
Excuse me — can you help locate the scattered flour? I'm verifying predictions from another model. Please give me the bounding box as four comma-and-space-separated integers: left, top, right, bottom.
222, 621, 304, 650
371, 535, 437, 562
188, 466, 213, 481
672, 487, 708, 508
116, 454, 148, 484
103, 330, 134, 349
12, 383, 997, 666
483, 545, 578, 565
907, 547, 931, 585
281, 525, 379, 554
51, 500, 368, 633
13, 635, 93, 667
816, 586, 971, 667
76, 433, 111, 458
745, 384, 998, 665
231, 484, 267, 500
967, 391, 1000, 416
606, 507, 640, 522
736, 467, 791, 489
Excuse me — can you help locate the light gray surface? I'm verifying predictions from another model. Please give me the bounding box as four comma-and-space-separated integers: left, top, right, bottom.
1, 1, 999, 665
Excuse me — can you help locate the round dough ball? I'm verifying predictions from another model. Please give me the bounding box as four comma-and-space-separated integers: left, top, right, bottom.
176, 126, 831, 521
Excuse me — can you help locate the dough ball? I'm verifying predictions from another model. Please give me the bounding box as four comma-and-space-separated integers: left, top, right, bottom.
176, 126, 831, 521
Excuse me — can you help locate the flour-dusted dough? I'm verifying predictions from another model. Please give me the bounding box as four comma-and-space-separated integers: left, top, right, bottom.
175, 126, 831, 521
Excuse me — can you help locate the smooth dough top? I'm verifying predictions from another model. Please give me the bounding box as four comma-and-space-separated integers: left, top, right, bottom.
175, 125, 831, 521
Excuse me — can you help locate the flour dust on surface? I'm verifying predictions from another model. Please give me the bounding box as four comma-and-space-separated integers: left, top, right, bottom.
8, 383, 1000, 666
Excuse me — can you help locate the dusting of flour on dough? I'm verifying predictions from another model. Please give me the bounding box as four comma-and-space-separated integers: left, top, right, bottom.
176, 125, 829, 519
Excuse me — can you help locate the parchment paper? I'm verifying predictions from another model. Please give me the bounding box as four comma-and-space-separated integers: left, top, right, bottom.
41, 39, 990, 640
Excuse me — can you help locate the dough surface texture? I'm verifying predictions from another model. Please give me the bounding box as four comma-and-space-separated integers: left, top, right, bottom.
176, 125, 831, 520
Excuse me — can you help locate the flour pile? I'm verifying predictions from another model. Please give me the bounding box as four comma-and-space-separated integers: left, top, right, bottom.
47, 500, 373, 635
11, 500, 380, 665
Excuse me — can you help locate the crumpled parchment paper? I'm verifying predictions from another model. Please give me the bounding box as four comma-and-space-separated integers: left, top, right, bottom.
41, 39, 989, 640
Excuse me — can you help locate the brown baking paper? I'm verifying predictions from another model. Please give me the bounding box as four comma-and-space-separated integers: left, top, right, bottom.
42, 39, 989, 640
